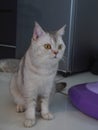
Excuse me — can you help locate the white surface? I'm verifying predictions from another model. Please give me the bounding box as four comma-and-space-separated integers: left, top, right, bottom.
0, 72, 98, 130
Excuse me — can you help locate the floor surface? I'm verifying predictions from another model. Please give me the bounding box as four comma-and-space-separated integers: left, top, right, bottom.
0, 72, 98, 130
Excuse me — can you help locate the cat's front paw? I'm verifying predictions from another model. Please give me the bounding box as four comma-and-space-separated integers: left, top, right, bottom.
24, 119, 36, 128
42, 112, 54, 120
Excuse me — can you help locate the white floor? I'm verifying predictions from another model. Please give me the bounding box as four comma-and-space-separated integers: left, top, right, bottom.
0, 72, 98, 130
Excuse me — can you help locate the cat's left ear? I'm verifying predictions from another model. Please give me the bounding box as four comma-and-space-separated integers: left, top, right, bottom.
33, 22, 45, 40
57, 25, 66, 36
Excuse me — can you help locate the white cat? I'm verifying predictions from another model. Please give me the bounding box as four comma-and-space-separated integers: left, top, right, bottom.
10, 22, 66, 127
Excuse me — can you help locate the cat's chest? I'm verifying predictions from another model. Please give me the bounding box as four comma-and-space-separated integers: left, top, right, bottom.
25, 66, 56, 83
35, 72, 54, 88
24, 67, 56, 94
35, 75, 54, 95
36, 75, 54, 87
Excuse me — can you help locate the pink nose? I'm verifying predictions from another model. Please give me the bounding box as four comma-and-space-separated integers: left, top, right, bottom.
53, 51, 58, 55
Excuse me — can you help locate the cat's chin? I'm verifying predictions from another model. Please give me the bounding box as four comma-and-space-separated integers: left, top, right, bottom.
50, 56, 60, 62
53, 55, 62, 60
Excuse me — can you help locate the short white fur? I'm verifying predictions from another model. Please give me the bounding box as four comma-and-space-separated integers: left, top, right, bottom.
10, 22, 66, 127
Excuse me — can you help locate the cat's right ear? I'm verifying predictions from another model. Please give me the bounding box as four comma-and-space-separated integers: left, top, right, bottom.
56, 25, 66, 36
33, 22, 45, 40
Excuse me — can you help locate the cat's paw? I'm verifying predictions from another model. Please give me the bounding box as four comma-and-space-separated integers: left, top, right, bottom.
16, 104, 25, 113
24, 119, 36, 128
42, 112, 54, 120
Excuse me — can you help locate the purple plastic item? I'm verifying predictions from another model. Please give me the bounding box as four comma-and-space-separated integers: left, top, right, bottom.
68, 82, 98, 119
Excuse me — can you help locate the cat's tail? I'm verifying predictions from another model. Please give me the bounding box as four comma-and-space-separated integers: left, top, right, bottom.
0, 59, 20, 73
56, 82, 67, 93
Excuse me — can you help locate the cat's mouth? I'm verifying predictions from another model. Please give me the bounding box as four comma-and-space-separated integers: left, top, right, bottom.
52, 55, 59, 60
49, 54, 60, 60
54, 55, 57, 59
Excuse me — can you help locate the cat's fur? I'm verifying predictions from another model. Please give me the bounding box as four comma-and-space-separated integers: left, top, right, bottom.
0, 59, 20, 72
10, 22, 66, 127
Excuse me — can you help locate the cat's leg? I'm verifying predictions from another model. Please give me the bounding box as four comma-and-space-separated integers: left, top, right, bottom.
10, 75, 25, 113
24, 97, 37, 127
41, 96, 54, 120
22, 82, 38, 128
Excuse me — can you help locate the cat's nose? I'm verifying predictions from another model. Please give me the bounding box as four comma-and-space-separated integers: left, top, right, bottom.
53, 51, 58, 55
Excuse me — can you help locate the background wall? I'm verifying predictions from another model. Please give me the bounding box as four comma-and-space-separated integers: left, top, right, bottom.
0, 0, 17, 58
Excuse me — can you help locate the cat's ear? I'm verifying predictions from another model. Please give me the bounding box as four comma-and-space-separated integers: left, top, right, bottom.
56, 25, 66, 36
33, 22, 45, 40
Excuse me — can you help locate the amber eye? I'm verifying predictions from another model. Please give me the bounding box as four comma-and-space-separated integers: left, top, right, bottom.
58, 44, 63, 50
44, 44, 51, 50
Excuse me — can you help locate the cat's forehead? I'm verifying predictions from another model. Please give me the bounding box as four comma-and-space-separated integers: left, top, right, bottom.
39, 32, 63, 45
40, 32, 56, 43
50, 33, 63, 46
48, 32, 63, 45
49, 32, 57, 43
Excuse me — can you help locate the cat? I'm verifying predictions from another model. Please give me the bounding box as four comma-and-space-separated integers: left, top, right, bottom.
10, 22, 66, 127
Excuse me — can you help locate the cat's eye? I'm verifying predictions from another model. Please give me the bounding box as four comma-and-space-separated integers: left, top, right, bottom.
58, 44, 63, 50
44, 43, 51, 50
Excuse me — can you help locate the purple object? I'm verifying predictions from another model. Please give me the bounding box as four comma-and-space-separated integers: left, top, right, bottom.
68, 82, 98, 119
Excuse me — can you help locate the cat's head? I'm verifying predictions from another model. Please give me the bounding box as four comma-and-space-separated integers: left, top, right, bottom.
31, 22, 66, 63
